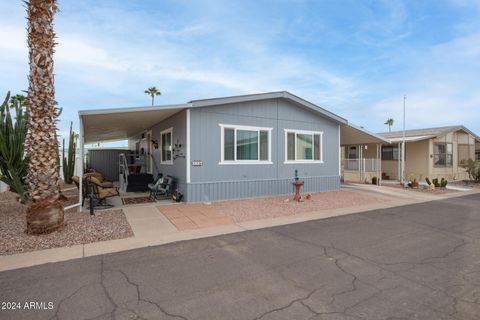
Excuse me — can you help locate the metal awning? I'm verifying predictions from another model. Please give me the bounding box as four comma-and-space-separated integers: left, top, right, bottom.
341, 123, 390, 146
79, 104, 189, 144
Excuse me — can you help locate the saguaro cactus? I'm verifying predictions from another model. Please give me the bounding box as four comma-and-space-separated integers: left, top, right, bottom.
62, 122, 76, 184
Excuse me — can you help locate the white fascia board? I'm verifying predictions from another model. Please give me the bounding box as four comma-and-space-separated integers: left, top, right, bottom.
78, 103, 191, 116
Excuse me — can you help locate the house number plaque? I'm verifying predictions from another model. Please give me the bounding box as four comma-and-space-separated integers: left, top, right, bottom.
192, 160, 203, 166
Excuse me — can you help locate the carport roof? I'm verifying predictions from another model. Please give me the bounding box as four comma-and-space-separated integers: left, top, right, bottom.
378, 125, 480, 142
340, 123, 390, 145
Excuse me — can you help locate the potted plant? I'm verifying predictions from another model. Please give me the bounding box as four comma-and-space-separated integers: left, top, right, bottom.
411, 178, 419, 188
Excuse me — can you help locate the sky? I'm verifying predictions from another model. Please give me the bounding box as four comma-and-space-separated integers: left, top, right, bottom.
1, 0, 480, 145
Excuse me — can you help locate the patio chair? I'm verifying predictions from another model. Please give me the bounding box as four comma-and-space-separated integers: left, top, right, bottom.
149, 175, 175, 200
83, 171, 114, 188
88, 175, 119, 208
72, 175, 119, 208
147, 173, 163, 192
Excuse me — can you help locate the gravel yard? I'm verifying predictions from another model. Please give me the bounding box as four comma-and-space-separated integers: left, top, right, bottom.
211, 189, 387, 223
159, 190, 388, 230
0, 191, 133, 256
382, 181, 458, 194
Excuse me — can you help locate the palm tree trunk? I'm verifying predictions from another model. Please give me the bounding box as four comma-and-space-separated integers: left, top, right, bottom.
25, 0, 64, 234
151, 95, 154, 106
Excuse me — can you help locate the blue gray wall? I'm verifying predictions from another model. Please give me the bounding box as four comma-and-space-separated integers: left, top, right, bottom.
88, 149, 128, 181
129, 110, 188, 196
187, 98, 340, 202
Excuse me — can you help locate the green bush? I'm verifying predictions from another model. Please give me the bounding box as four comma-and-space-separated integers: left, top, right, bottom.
432, 178, 440, 188
440, 178, 448, 188
0, 92, 28, 202
459, 159, 480, 181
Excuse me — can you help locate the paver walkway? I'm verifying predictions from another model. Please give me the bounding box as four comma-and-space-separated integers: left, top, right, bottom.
159, 204, 234, 230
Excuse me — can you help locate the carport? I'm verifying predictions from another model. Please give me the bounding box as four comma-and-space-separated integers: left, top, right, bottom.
340, 124, 390, 184
67, 104, 189, 211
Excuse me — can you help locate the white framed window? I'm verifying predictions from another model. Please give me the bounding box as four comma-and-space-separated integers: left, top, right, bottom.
284, 129, 323, 164
219, 124, 273, 164
160, 127, 173, 165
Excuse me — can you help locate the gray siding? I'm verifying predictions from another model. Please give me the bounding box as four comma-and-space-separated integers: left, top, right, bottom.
187, 98, 340, 202
87, 149, 127, 181
186, 176, 340, 202
150, 110, 187, 194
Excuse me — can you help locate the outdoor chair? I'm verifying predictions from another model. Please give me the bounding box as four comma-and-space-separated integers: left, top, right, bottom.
88, 175, 119, 208
149, 175, 175, 200
72, 174, 119, 208
83, 171, 114, 188
147, 173, 163, 193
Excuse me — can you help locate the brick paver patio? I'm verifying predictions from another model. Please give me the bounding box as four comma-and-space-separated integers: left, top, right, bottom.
158, 204, 235, 230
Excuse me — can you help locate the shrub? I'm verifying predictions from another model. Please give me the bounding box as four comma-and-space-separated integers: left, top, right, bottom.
459, 159, 480, 181
432, 178, 440, 188
425, 177, 431, 185
440, 178, 448, 188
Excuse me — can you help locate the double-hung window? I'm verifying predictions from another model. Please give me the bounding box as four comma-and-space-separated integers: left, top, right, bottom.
434, 143, 453, 167
160, 127, 173, 164
220, 124, 272, 164
284, 129, 323, 163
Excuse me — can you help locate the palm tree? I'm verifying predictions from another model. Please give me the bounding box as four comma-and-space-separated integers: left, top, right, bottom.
25, 0, 64, 234
144, 86, 161, 106
384, 118, 394, 132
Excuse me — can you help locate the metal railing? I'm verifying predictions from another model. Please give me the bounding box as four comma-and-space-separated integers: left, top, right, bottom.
119, 153, 129, 192
342, 158, 380, 172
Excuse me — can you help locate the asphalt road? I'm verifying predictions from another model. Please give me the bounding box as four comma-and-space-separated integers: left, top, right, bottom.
1, 193, 480, 320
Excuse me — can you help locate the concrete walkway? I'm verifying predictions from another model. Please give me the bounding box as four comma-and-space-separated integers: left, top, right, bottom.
1, 184, 478, 272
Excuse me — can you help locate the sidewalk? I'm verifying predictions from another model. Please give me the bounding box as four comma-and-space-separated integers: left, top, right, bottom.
1, 185, 478, 272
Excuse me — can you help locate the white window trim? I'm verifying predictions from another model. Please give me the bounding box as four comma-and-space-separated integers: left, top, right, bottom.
160, 127, 173, 165
219, 124, 273, 165
284, 129, 324, 164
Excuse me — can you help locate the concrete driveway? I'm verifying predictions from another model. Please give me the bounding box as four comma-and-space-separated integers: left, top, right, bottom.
1, 193, 479, 320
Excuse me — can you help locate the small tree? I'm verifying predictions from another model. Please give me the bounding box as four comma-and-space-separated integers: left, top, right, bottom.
459, 159, 480, 181
0, 92, 28, 202
384, 118, 394, 132
144, 86, 161, 106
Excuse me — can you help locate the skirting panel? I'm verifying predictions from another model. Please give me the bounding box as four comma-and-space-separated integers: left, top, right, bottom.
185, 175, 340, 202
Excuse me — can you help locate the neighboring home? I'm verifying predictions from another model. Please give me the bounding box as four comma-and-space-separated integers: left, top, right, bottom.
377, 125, 480, 181
79, 91, 386, 202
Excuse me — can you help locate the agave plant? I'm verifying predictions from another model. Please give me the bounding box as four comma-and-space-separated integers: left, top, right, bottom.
0, 92, 28, 202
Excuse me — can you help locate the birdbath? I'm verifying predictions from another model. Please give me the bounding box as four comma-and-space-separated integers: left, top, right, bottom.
292, 180, 304, 202
292, 169, 304, 202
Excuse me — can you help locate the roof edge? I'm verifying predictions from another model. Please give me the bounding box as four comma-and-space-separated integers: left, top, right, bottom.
79, 103, 191, 117
190, 91, 348, 125
346, 122, 391, 143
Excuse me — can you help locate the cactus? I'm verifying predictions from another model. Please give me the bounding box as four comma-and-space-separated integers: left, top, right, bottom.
62, 122, 76, 184
440, 178, 448, 188
425, 177, 431, 186
0, 92, 28, 202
